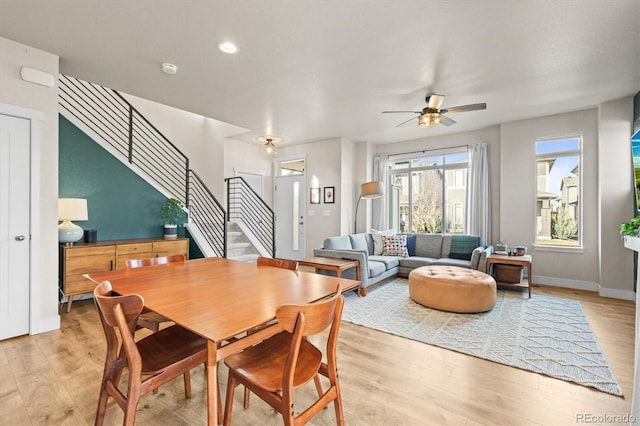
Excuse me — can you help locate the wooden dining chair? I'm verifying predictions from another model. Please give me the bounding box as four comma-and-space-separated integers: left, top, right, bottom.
125, 254, 185, 332
125, 253, 185, 269
223, 284, 345, 426
256, 256, 299, 271
241, 255, 300, 407
93, 281, 217, 426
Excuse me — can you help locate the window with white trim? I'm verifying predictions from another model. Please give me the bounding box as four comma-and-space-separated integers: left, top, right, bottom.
388, 147, 468, 234
535, 136, 582, 247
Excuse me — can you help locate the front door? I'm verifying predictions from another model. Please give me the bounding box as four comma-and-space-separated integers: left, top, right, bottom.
274, 175, 305, 260
0, 113, 31, 339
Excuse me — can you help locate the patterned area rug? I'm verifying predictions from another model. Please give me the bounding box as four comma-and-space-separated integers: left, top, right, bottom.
342, 278, 623, 396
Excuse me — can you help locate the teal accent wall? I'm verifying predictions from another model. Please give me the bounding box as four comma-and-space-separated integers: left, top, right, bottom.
59, 115, 187, 241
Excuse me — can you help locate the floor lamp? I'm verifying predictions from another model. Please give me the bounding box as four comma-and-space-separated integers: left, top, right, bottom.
354, 181, 384, 233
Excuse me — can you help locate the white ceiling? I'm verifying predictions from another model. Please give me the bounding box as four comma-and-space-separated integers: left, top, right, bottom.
1, 0, 639, 147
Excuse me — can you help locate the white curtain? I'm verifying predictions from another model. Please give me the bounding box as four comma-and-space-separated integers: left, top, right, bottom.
466, 143, 491, 244
372, 155, 388, 230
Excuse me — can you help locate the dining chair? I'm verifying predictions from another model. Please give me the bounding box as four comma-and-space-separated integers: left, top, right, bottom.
93, 280, 218, 426
223, 284, 345, 426
125, 254, 185, 332
241, 255, 299, 408
256, 256, 299, 271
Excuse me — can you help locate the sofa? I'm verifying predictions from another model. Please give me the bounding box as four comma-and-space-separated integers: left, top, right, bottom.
313, 232, 493, 296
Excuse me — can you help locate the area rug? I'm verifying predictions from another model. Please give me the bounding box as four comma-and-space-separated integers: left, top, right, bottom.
342, 278, 623, 396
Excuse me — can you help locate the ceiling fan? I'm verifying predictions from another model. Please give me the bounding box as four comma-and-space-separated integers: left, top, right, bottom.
382, 94, 487, 128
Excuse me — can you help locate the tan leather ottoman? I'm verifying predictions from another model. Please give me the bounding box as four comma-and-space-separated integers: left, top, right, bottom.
408, 265, 496, 313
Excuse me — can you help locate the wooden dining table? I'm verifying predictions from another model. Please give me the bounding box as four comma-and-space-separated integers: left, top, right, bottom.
84, 257, 357, 425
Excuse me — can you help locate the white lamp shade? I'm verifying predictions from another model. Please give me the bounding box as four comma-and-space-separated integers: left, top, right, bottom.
58, 198, 88, 244
58, 198, 88, 221
360, 181, 384, 199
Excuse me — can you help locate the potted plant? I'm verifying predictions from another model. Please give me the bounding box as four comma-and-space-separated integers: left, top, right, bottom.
620, 216, 640, 237
161, 198, 186, 239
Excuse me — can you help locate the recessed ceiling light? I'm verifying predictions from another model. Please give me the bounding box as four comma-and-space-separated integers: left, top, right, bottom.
218, 41, 238, 54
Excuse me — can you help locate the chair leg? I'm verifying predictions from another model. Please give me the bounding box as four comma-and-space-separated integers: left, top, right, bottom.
183, 370, 192, 399
243, 386, 251, 409
123, 387, 141, 426
94, 383, 110, 426
223, 372, 239, 426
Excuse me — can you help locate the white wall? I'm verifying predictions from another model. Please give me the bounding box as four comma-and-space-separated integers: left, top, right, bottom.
501, 109, 600, 290
277, 138, 343, 256
224, 140, 273, 207
0, 37, 60, 334
598, 97, 635, 298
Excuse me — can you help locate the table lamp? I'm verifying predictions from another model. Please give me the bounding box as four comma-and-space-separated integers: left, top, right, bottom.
354, 181, 384, 233
58, 198, 88, 245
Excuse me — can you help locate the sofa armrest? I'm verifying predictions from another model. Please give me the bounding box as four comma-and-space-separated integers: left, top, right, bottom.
313, 248, 369, 283
477, 245, 494, 273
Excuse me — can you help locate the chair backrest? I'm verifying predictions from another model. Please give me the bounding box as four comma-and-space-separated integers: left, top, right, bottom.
276, 284, 343, 337
126, 254, 185, 269
94, 281, 144, 366
257, 256, 298, 271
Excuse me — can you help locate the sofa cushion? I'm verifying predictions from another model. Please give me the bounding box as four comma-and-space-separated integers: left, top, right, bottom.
448, 235, 482, 260
368, 260, 387, 278
349, 233, 369, 252
323, 235, 353, 250
398, 256, 437, 269
414, 234, 443, 258
470, 246, 484, 269
432, 257, 472, 268
382, 235, 408, 257
369, 255, 400, 270
371, 229, 395, 255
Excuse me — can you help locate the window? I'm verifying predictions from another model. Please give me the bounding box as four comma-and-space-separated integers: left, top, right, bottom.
535, 136, 581, 247
388, 147, 468, 234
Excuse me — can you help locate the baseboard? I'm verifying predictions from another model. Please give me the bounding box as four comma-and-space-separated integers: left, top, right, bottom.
31, 315, 60, 335
598, 286, 635, 301
533, 275, 598, 292
535, 275, 634, 301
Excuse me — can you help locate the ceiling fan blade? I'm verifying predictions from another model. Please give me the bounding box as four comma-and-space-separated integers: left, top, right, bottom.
427, 94, 445, 110
382, 110, 421, 114
440, 115, 456, 127
395, 116, 419, 127
441, 103, 487, 114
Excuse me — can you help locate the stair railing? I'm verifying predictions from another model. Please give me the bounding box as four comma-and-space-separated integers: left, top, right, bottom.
226, 177, 275, 257
58, 74, 226, 258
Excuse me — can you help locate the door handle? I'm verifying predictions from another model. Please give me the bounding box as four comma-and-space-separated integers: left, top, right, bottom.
15, 235, 26, 241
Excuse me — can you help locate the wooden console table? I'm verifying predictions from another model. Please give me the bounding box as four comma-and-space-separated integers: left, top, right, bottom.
297, 256, 361, 295
486, 254, 533, 298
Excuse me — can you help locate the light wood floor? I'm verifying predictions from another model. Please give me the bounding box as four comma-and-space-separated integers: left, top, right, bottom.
0, 284, 634, 425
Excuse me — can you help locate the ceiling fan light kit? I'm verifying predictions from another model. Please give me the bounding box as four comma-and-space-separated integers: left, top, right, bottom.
257, 135, 281, 154
383, 94, 486, 129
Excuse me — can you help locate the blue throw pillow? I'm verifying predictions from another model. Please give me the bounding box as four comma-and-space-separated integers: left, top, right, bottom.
406, 234, 416, 256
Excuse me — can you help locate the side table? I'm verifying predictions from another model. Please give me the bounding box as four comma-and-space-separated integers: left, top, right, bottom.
486, 254, 533, 298
297, 257, 361, 295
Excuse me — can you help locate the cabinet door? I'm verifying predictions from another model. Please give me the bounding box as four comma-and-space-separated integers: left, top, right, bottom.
153, 239, 188, 259
63, 246, 116, 295
115, 242, 153, 270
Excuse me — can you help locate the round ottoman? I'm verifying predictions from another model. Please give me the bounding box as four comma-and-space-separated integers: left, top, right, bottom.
408, 265, 496, 313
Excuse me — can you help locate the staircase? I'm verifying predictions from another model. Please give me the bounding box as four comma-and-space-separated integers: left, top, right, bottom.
226, 222, 260, 262
58, 74, 275, 261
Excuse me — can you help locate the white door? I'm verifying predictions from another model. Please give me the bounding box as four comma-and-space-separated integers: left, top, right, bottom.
0, 114, 31, 339
275, 175, 305, 260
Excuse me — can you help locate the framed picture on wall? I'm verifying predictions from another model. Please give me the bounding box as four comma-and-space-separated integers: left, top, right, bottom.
310, 187, 321, 204
323, 186, 335, 204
